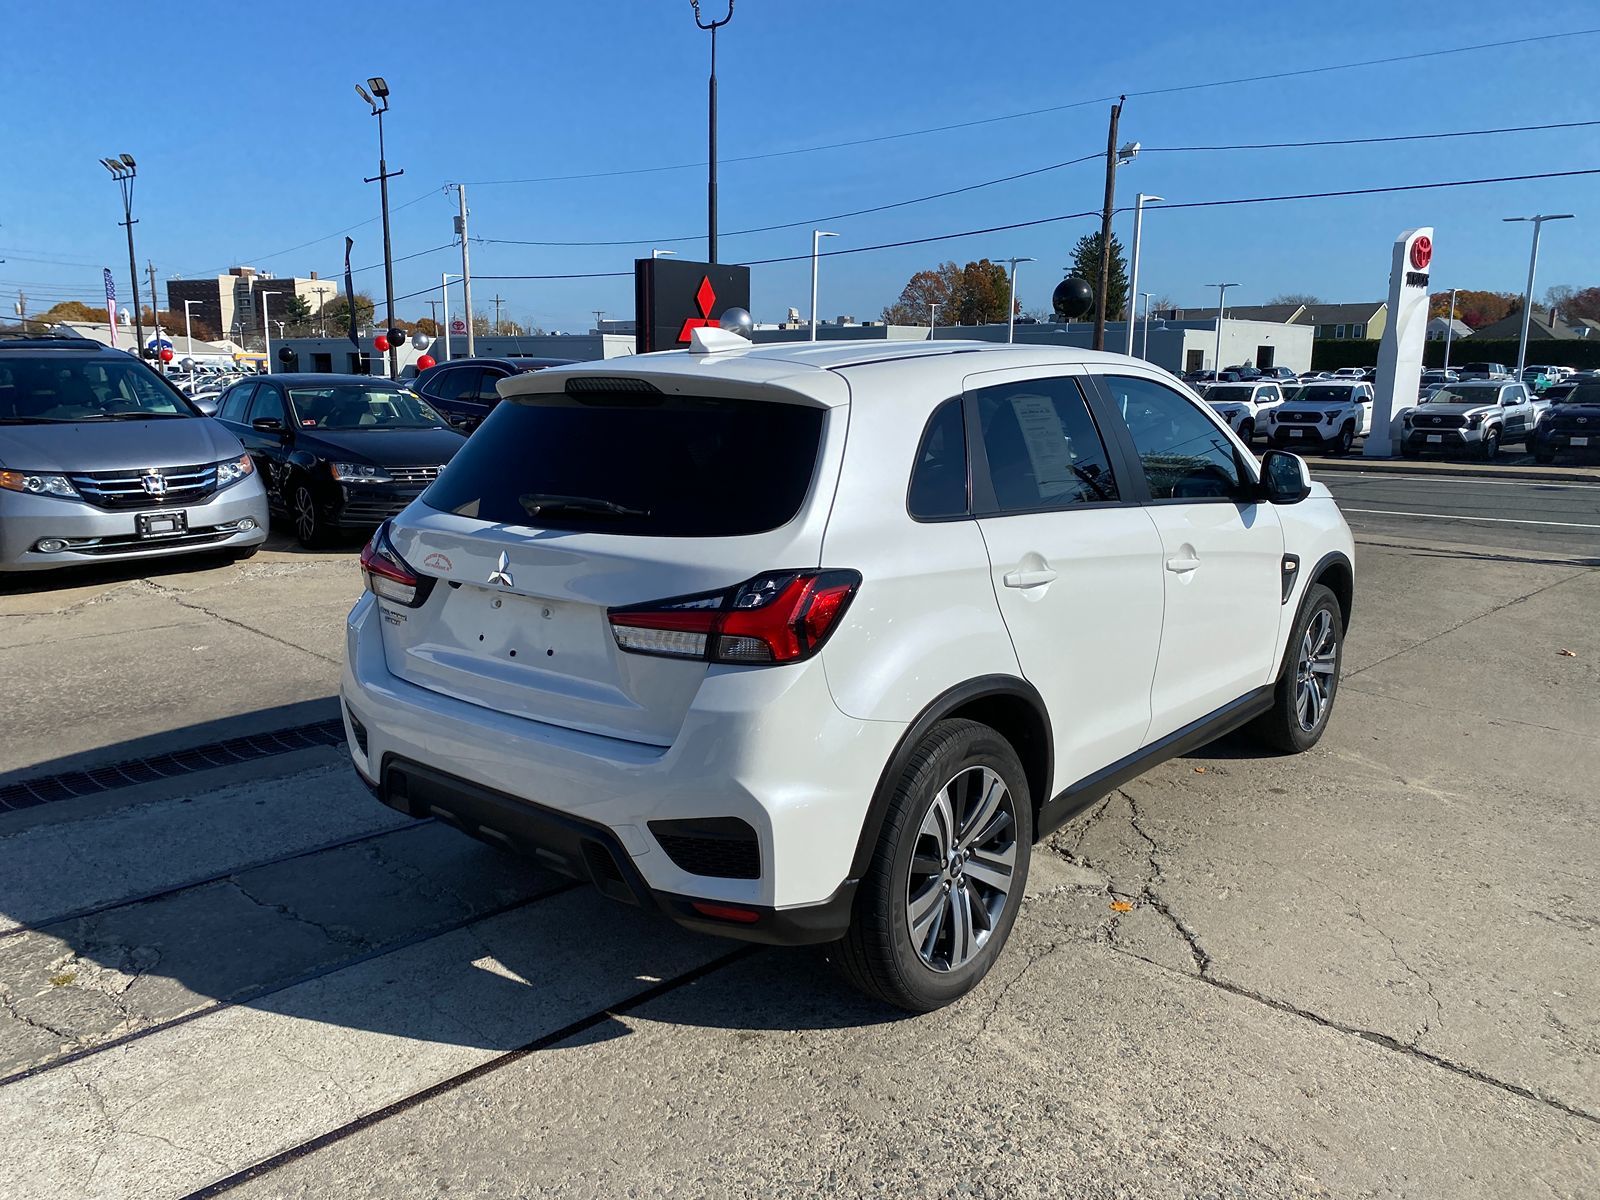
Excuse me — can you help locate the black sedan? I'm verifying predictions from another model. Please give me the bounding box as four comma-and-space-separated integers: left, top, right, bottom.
213, 374, 466, 546
412, 356, 575, 430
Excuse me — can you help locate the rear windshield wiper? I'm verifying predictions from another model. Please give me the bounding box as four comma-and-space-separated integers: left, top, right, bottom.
519, 493, 650, 518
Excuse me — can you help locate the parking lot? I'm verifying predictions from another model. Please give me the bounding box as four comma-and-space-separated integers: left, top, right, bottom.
1, 466, 1597, 1199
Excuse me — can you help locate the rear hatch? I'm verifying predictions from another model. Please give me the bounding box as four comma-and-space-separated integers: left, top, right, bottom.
378, 371, 846, 747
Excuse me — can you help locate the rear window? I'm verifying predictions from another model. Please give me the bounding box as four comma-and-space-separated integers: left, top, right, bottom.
1206, 386, 1254, 402
423, 391, 825, 537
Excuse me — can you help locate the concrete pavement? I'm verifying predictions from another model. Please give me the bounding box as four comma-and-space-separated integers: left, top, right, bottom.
0, 496, 1596, 1198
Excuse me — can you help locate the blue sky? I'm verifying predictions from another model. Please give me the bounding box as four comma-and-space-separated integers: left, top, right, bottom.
2, 1, 1598, 332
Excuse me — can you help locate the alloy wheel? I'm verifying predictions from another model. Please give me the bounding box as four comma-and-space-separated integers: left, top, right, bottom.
1294, 608, 1338, 732
904, 765, 1018, 973
294, 486, 318, 544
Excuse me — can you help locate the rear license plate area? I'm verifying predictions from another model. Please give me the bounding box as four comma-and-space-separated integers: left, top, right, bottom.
137, 511, 188, 539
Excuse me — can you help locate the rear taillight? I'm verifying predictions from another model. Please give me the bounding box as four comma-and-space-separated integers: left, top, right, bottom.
608, 569, 861, 665
360, 522, 435, 608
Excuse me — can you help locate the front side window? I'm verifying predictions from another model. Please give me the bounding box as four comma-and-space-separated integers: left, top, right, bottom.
972, 376, 1119, 512
1100, 374, 1244, 502
217, 382, 256, 423
908, 398, 969, 519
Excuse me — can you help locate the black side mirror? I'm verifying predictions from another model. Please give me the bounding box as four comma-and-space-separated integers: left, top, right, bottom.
251, 417, 284, 433
1260, 449, 1312, 504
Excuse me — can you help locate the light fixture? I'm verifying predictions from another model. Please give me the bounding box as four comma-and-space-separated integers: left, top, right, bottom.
367, 76, 389, 98
1116, 141, 1140, 166
354, 83, 372, 104
120, 153, 136, 168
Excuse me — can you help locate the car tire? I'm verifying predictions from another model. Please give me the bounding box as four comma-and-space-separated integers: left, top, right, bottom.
833, 718, 1032, 1013
1246, 583, 1343, 754
230, 545, 260, 562
1332, 422, 1355, 456
1534, 447, 1555, 465
1400, 441, 1420, 458
289, 481, 329, 549
1481, 428, 1500, 461
1238, 419, 1255, 443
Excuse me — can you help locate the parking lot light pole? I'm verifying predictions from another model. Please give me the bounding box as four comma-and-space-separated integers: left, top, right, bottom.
1140, 291, 1154, 360
1125, 194, 1162, 355
440, 272, 461, 362
1207, 282, 1239, 376
1503, 214, 1573, 378
357, 78, 402, 380
260, 292, 281, 374
810, 230, 838, 341
691, 1, 734, 264
651, 248, 677, 259
929, 302, 939, 340
100, 154, 144, 359
1442, 288, 1458, 374
1005, 257, 1035, 344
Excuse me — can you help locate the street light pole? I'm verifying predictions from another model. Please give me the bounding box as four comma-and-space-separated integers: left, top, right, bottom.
182, 299, 202, 358
1140, 291, 1154, 360
809, 230, 838, 341
1005, 257, 1035, 344
260, 292, 281, 374
1442, 287, 1458, 374
100, 154, 144, 358
929, 302, 939, 341
1206, 282, 1239, 377
357, 78, 402, 380
1125, 193, 1163, 355
692, 1, 734, 264
1503, 214, 1574, 378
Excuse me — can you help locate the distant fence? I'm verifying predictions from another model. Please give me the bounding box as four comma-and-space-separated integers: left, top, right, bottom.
1311, 337, 1600, 370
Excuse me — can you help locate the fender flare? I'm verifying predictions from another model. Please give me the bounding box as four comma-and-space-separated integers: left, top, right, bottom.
1275, 550, 1354, 681
845, 675, 1052, 881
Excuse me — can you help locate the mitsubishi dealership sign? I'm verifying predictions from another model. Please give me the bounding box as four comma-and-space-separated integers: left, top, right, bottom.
1366, 226, 1433, 457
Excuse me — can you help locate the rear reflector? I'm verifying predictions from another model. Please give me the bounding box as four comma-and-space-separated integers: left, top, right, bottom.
689, 901, 761, 924
608, 569, 860, 665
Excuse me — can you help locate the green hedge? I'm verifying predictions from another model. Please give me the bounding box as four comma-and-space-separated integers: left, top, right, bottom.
1311, 337, 1600, 370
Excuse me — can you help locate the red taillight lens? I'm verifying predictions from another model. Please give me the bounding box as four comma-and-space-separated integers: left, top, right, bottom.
608, 569, 860, 665
359, 522, 434, 608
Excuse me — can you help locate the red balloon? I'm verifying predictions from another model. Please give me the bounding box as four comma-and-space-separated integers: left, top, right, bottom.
374, 334, 390, 352
159, 347, 174, 363
416, 354, 436, 371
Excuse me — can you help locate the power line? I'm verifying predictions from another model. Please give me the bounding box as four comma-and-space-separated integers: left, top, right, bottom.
459, 26, 1600, 186
1147, 117, 1600, 153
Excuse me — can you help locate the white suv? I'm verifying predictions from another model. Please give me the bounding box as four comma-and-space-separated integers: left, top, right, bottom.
1203, 381, 1286, 442
1264, 381, 1375, 455
342, 337, 1355, 1011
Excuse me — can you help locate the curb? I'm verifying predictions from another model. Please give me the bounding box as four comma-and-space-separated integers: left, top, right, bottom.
1308, 457, 1600, 485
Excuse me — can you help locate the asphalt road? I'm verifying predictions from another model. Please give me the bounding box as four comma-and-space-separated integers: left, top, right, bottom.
1, 481, 1597, 1198
1319, 469, 1600, 559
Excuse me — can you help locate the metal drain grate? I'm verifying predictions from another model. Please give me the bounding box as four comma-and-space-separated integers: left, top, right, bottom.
0, 718, 348, 812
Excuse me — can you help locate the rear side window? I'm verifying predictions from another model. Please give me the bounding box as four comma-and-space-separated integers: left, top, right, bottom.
247, 386, 286, 426
908, 398, 968, 519
972, 376, 1119, 512
1101, 375, 1242, 501
218, 382, 255, 423
423, 391, 825, 537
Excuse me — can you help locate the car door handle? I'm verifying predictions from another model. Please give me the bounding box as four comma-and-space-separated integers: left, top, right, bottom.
1166, 555, 1201, 573
1003, 567, 1058, 589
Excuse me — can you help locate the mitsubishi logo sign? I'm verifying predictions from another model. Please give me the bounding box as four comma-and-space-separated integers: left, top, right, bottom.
633, 257, 750, 354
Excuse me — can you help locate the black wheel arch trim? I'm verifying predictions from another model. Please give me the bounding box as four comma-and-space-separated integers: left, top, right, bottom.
1275, 550, 1353, 681
847, 674, 1053, 880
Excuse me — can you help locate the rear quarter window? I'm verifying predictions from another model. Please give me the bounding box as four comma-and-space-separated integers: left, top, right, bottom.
423, 390, 825, 537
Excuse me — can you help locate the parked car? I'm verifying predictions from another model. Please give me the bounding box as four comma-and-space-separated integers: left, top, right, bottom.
1330, 367, 1365, 380
1418, 369, 1459, 395
1400, 381, 1542, 460
213, 373, 466, 547
412, 356, 577, 430
1182, 369, 1240, 386
1202, 381, 1287, 442
0, 336, 267, 574
340, 337, 1356, 1012
1532, 382, 1600, 463
1224, 364, 1263, 381
1522, 364, 1566, 389
1256, 366, 1300, 385
1262, 381, 1375, 454
1458, 361, 1512, 381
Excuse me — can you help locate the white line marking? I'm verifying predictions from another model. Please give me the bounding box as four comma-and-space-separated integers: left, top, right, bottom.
1324, 472, 1600, 490
1343, 507, 1600, 530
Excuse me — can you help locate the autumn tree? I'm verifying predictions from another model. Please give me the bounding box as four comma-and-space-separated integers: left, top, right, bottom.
1429, 290, 1519, 329
322, 292, 377, 333
882, 259, 1016, 326
1067, 231, 1129, 320
1267, 292, 1321, 306
36, 300, 105, 323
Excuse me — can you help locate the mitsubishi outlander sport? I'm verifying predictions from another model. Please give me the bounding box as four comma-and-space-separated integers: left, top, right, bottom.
341, 336, 1355, 1011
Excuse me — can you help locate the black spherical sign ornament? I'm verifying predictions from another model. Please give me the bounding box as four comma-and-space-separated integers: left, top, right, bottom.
387, 328, 406, 348
1052, 276, 1095, 321
278, 346, 298, 366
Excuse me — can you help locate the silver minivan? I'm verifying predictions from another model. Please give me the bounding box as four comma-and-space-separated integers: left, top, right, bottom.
0, 337, 268, 573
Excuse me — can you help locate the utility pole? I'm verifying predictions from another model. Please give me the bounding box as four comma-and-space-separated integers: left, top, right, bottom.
456, 184, 476, 356
427, 299, 439, 331
692, 1, 734, 264
100, 154, 144, 358
492, 294, 504, 335
147, 261, 164, 372
356, 77, 402, 380
1093, 97, 1125, 351
592, 309, 605, 332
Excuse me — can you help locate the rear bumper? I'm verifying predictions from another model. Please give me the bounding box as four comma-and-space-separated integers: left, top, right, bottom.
0, 480, 269, 572
340, 591, 904, 926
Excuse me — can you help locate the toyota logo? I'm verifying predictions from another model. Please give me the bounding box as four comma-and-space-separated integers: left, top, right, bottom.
1410, 235, 1433, 270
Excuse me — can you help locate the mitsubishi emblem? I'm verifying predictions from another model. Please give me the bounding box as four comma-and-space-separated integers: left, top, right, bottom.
487, 551, 513, 588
